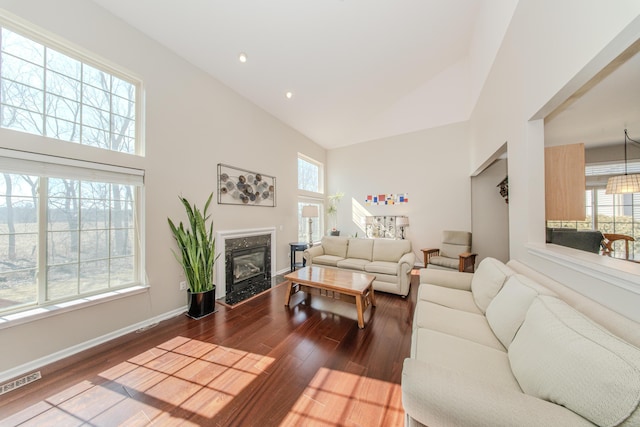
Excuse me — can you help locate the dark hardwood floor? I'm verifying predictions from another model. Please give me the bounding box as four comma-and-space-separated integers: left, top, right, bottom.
0, 271, 419, 426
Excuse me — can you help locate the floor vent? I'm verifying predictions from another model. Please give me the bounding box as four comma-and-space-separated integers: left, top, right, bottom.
0, 371, 42, 396
135, 322, 159, 333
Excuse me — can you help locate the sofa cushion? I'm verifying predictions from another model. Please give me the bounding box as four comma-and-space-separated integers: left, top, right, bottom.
486, 275, 555, 348
419, 268, 473, 291
364, 261, 397, 276
509, 296, 640, 427
336, 258, 369, 271
413, 300, 504, 351
372, 239, 411, 263
402, 358, 596, 427
418, 284, 482, 314
413, 328, 519, 390
470, 257, 515, 313
346, 238, 374, 261
321, 236, 349, 258
428, 255, 459, 270
311, 254, 344, 267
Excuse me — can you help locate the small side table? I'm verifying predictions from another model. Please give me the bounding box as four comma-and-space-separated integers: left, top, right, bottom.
289, 242, 309, 271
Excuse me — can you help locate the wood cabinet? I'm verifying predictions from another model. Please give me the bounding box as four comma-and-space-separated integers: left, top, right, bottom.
545, 143, 586, 221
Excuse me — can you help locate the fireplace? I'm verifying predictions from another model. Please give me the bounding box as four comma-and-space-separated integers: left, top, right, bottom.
215, 227, 277, 301
233, 247, 266, 285
226, 239, 270, 294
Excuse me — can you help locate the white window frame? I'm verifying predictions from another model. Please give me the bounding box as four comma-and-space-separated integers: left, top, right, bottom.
297, 153, 325, 243
0, 12, 146, 325
297, 153, 324, 197
0, 149, 145, 315
0, 11, 144, 156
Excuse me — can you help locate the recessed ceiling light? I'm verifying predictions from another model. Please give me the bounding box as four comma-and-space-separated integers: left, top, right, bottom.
238, 52, 247, 63
285, 91, 293, 99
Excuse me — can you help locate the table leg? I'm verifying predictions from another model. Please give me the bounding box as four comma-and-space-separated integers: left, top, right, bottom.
369, 286, 376, 307
290, 247, 294, 271
355, 295, 365, 329
284, 281, 293, 306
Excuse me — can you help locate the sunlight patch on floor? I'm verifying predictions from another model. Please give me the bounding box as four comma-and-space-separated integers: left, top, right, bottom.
6, 336, 275, 425
280, 367, 404, 426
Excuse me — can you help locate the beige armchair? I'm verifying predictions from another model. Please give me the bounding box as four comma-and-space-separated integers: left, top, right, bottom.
422, 230, 477, 273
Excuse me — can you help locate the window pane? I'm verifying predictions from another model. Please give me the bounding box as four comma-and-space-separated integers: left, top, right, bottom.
82, 104, 109, 130
81, 125, 110, 148
111, 228, 133, 257
112, 136, 134, 154
1, 25, 138, 154
1, 28, 44, 65
0, 270, 37, 309
1, 105, 42, 135
112, 94, 135, 119
2, 79, 44, 113
112, 114, 134, 140
47, 264, 78, 300
46, 93, 80, 122
46, 117, 80, 142
80, 259, 109, 293
112, 76, 134, 101
1, 54, 44, 88
48, 230, 79, 264
110, 256, 134, 286
47, 71, 81, 101
46, 49, 81, 80
81, 229, 109, 260
298, 157, 320, 192
0, 174, 38, 311
83, 64, 111, 92
82, 83, 110, 111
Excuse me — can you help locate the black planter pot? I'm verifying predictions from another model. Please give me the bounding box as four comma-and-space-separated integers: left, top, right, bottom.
330, 230, 340, 236
187, 288, 216, 319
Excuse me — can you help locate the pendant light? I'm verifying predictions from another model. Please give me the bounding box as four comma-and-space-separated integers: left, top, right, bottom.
605, 129, 640, 194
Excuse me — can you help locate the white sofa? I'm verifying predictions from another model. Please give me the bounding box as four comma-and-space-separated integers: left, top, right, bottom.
402, 257, 640, 427
303, 236, 416, 296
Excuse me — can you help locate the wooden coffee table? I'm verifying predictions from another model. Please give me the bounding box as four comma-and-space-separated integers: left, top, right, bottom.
283, 266, 376, 328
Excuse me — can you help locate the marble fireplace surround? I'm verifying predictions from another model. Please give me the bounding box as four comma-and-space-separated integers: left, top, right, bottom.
215, 227, 277, 300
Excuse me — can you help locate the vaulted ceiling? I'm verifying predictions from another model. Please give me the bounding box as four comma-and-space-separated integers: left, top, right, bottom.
89, 0, 518, 149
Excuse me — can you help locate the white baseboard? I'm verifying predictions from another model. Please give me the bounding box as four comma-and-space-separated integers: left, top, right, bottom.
0, 306, 187, 384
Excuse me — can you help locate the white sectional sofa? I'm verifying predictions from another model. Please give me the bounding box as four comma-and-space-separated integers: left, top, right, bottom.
402, 257, 640, 427
303, 236, 416, 296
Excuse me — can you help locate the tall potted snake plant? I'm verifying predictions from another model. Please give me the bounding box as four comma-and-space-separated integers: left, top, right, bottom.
168, 193, 219, 318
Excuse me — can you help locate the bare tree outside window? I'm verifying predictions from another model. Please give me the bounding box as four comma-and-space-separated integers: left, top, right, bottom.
0, 24, 140, 313
1, 27, 136, 153
0, 173, 38, 310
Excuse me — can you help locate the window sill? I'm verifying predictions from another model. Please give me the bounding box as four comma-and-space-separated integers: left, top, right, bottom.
526, 243, 640, 295
0, 285, 149, 330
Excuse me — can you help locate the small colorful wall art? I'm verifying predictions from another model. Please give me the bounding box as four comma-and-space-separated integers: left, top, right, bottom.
217, 163, 276, 207
365, 193, 408, 206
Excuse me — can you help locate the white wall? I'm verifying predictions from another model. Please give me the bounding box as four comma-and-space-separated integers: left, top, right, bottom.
471, 158, 509, 263
327, 122, 472, 264
469, 0, 640, 320
586, 144, 640, 163
0, 0, 325, 374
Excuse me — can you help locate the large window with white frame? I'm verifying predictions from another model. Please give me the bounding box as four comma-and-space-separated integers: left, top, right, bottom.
297, 154, 324, 243
0, 23, 137, 154
0, 16, 144, 316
